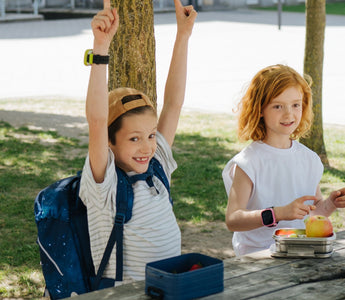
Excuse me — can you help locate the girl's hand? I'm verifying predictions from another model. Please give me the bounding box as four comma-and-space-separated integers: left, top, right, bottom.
91, 0, 119, 52
277, 196, 317, 221
174, 0, 197, 38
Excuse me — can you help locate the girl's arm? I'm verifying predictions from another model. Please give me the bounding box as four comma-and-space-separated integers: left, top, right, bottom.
226, 166, 318, 231
226, 166, 262, 231
157, 0, 197, 147
86, 0, 119, 183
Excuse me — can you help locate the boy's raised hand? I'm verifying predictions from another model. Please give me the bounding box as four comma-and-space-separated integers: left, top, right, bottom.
91, 0, 119, 51
174, 0, 197, 38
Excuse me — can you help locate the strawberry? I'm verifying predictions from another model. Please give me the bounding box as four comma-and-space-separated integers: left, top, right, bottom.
189, 262, 202, 271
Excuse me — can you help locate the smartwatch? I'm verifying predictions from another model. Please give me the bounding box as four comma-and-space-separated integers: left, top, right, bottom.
261, 207, 278, 227
84, 49, 110, 66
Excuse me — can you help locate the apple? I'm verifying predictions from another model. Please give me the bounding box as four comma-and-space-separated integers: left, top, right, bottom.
305, 215, 333, 237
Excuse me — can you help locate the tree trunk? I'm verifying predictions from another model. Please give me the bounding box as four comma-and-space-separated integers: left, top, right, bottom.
301, 0, 329, 166
108, 0, 157, 106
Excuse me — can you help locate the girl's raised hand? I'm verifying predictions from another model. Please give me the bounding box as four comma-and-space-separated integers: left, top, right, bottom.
174, 0, 197, 38
91, 0, 119, 51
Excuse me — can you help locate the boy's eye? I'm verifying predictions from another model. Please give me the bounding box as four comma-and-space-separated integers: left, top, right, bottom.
130, 137, 138, 142
149, 133, 156, 139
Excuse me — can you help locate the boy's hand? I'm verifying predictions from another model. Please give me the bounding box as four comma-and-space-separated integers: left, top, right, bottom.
174, 0, 197, 38
91, 0, 119, 53
277, 196, 317, 221
329, 187, 345, 208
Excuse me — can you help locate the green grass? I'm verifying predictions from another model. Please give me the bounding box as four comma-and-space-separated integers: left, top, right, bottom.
0, 122, 87, 298
256, 1, 345, 15
1, 113, 345, 298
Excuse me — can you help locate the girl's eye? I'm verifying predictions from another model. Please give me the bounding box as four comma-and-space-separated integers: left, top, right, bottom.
273, 105, 282, 109
293, 103, 301, 108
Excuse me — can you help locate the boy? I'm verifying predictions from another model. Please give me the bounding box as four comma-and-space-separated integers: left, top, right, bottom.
79, 0, 197, 283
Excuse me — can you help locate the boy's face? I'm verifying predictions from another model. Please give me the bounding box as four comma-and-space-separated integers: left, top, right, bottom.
109, 111, 158, 173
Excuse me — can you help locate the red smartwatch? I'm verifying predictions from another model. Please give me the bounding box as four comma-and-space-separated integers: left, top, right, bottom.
261, 207, 278, 227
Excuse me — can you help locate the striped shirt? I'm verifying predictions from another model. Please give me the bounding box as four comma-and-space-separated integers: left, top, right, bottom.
79, 132, 181, 283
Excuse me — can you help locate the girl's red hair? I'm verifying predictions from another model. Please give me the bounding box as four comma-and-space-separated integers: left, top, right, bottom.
236, 64, 313, 142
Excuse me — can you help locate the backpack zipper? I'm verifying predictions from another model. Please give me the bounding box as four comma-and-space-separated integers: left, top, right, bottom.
37, 237, 64, 276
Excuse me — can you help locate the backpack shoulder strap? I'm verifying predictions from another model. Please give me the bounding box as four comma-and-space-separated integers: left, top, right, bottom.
150, 157, 172, 205
111, 158, 172, 282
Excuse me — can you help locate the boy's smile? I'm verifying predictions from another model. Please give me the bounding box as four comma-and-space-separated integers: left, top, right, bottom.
109, 111, 158, 173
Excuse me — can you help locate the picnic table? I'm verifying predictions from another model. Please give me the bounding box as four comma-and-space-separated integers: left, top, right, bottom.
67, 230, 345, 299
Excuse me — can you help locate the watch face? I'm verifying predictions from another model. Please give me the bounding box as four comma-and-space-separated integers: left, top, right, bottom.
262, 209, 274, 225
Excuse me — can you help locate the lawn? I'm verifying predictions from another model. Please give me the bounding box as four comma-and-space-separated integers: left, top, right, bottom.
1, 110, 345, 298
257, 1, 345, 15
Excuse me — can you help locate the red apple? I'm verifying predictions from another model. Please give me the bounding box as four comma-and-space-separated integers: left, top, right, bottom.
305, 215, 333, 237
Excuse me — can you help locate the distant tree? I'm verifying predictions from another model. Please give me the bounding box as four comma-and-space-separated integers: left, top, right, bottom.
108, 0, 157, 105
301, 0, 329, 165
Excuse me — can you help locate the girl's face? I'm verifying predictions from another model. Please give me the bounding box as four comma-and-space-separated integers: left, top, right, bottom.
261, 86, 303, 148
109, 111, 158, 173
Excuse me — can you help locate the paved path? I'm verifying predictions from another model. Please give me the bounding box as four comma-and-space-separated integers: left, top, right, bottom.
0, 9, 344, 125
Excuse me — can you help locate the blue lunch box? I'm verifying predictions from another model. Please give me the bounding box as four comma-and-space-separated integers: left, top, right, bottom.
145, 252, 224, 300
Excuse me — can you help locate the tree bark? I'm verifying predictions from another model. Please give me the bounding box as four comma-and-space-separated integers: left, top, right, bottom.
108, 0, 157, 106
301, 0, 329, 165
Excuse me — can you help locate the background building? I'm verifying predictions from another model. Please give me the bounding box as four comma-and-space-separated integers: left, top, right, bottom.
2, 0, 307, 15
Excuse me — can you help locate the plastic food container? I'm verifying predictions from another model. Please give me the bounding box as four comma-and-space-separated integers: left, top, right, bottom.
145, 253, 224, 300
271, 228, 336, 258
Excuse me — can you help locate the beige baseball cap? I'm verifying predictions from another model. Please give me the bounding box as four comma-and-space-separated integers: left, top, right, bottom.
108, 87, 154, 127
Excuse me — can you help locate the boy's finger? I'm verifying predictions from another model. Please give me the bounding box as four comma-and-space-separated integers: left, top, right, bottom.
103, 0, 111, 9
173, 0, 183, 9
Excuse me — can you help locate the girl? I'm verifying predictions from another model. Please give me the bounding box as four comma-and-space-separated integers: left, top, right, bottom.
79, 0, 197, 283
222, 64, 345, 256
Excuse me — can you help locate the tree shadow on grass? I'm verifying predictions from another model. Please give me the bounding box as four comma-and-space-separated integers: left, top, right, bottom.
172, 133, 238, 222
0, 121, 87, 298
0, 109, 89, 144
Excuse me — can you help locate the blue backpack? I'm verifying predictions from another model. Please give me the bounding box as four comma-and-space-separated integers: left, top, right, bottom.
34, 157, 171, 299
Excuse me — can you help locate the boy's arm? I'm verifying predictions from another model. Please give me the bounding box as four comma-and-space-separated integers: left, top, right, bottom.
157, 0, 197, 147
86, 0, 119, 183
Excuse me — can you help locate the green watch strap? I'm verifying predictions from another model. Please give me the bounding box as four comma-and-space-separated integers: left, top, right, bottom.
84, 49, 109, 66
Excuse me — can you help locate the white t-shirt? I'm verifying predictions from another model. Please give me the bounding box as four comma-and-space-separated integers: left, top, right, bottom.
79, 132, 181, 282
222, 140, 323, 256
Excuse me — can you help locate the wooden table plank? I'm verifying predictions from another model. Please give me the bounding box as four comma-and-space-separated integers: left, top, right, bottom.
67, 230, 345, 299
253, 278, 345, 300
66, 281, 149, 300
205, 247, 345, 299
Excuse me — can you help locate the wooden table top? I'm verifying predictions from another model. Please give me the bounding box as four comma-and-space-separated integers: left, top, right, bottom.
67, 230, 345, 300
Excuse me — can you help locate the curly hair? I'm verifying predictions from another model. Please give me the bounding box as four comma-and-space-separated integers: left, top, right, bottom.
236, 64, 313, 142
